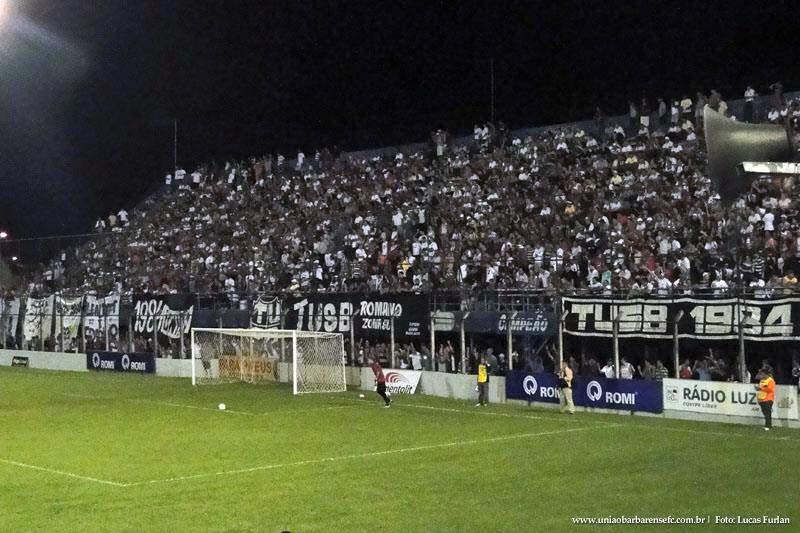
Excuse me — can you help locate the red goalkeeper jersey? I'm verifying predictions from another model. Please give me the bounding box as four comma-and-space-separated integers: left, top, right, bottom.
371, 362, 386, 383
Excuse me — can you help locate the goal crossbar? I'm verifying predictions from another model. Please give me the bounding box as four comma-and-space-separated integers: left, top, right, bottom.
190, 328, 346, 395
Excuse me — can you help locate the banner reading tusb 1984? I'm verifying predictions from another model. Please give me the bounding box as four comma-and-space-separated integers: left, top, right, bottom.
563, 295, 800, 341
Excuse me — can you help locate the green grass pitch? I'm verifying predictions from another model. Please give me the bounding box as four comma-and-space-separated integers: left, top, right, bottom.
0, 366, 797, 532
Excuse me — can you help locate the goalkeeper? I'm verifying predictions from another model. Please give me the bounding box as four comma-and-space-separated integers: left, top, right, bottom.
369, 358, 392, 407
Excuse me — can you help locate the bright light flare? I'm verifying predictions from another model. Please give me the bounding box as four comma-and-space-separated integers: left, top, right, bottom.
0, 1, 10, 28
0, 231, 7, 239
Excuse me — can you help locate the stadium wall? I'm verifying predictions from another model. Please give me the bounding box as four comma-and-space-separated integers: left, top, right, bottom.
503, 398, 800, 428
0, 349, 86, 372
358, 367, 504, 403
2, 351, 796, 427
0, 352, 364, 387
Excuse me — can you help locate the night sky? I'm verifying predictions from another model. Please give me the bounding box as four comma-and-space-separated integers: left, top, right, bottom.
0, 0, 798, 242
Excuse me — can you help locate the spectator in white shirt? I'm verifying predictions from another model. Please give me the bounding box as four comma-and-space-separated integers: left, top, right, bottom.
619, 357, 634, 379
600, 359, 616, 379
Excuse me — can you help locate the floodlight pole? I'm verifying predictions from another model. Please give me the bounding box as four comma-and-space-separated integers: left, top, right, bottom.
180, 312, 186, 359
460, 314, 467, 374
612, 311, 620, 379
558, 310, 568, 370
191, 328, 196, 386
390, 317, 396, 369
104, 302, 110, 352
292, 330, 298, 395
429, 316, 435, 372
738, 300, 748, 383
506, 312, 513, 371
128, 313, 134, 353
350, 310, 359, 366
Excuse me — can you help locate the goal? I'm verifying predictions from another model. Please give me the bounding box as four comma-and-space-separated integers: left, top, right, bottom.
190, 328, 346, 394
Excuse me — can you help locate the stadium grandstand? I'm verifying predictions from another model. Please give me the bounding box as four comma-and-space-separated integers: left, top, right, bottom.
2, 3, 799, 530
3, 85, 800, 385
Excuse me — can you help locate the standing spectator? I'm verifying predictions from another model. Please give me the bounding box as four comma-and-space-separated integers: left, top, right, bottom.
743, 85, 756, 122
657, 98, 668, 129
476, 356, 490, 407
694, 359, 712, 381
191, 169, 202, 188
755, 366, 775, 431
619, 356, 634, 379
790, 358, 800, 392
600, 358, 616, 379
670, 100, 680, 125
593, 107, 606, 138
438, 341, 453, 372
638, 360, 655, 380
557, 361, 575, 414
654, 360, 670, 381
640, 97, 650, 129
628, 101, 638, 133
680, 94, 693, 118
769, 81, 784, 109
678, 359, 694, 379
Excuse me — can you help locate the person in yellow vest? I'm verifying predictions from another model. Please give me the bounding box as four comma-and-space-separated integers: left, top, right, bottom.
755, 367, 776, 431
558, 361, 575, 414
476, 357, 490, 407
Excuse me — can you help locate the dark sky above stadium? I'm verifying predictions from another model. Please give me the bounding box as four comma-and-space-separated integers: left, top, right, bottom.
0, 0, 798, 245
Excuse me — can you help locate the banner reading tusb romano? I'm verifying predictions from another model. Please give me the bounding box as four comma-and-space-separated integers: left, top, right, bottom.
252, 292, 428, 339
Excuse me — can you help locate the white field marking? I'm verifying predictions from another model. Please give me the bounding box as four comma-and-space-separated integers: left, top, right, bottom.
620, 423, 799, 442
396, 402, 603, 423
58, 392, 357, 416
124, 424, 620, 487
129, 398, 258, 416
0, 458, 125, 487
348, 398, 602, 424
132, 399, 357, 416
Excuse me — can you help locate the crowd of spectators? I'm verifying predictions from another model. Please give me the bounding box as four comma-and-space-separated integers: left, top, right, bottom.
16, 84, 800, 302
449, 339, 800, 388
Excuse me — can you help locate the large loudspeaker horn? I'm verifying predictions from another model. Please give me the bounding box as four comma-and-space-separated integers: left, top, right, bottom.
704, 106, 793, 202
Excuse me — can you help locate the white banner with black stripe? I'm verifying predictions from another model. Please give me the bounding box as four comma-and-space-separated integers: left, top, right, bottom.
563, 296, 800, 341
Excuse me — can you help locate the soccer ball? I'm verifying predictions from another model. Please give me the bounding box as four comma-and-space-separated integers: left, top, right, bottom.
218, 403, 226, 411
359, 394, 365, 399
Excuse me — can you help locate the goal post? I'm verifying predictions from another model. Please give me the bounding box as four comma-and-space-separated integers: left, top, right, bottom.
190, 328, 346, 394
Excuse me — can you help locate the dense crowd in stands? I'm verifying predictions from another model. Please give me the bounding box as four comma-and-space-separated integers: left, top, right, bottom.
14, 84, 800, 303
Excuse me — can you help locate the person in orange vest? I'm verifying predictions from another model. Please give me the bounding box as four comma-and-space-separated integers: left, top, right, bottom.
755, 367, 776, 431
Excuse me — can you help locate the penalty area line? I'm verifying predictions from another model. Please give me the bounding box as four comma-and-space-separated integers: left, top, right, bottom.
124, 423, 621, 487
0, 458, 126, 487
391, 402, 605, 424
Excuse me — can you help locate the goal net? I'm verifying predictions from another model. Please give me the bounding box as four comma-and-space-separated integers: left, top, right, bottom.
191, 328, 346, 394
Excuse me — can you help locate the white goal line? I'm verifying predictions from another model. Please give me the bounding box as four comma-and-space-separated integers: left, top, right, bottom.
0, 424, 616, 488
124, 423, 619, 487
